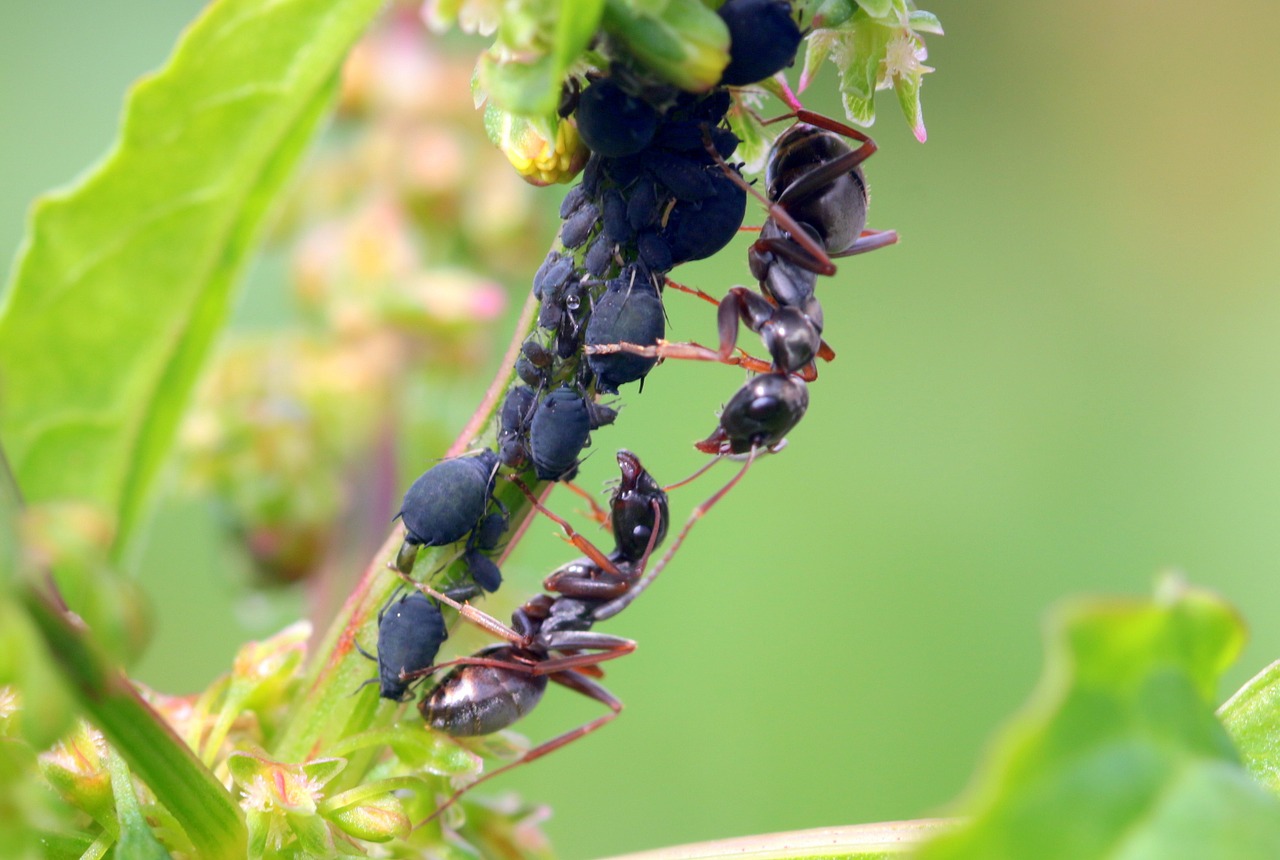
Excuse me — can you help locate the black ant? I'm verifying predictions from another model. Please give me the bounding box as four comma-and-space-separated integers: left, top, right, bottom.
394, 449, 755, 824
586, 108, 898, 381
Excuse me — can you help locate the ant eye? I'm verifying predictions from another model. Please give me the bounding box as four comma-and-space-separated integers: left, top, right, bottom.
717, 0, 803, 86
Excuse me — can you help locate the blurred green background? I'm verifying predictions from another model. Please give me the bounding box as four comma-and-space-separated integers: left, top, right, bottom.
5, 1, 1280, 857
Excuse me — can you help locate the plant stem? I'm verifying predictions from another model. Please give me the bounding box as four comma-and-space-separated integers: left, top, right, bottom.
596, 820, 958, 860
272, 290, 545, 765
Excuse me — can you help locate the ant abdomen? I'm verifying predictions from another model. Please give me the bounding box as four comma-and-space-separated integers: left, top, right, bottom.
767, 123, 871, 255
419, 646, 549, 736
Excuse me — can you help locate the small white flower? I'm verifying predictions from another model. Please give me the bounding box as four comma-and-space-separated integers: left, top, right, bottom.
879, 32, 933, 89
0, 686, 20, 722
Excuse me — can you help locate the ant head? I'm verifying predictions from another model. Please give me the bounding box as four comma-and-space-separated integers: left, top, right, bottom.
762, 306, 822, 374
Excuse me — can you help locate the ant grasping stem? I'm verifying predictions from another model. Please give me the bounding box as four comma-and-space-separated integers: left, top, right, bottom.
387, 449, 757, 824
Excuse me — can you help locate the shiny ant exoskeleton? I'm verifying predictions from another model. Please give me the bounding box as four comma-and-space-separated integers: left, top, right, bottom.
587, 110, 897, 381
394, 449, 754, 823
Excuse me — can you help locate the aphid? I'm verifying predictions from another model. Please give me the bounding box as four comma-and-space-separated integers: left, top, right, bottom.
559, 199, 600, 250
460, 511, 506, 593
717, 0, 803, 86
356, 590, 448, 701
514, 339, 553, 388
498, 384, 538, 468
395, 450, 505, 574
574, 78, 660, 158
533, 250, 576, 301
658, 165, 748, 265
528, 384, 618, 481
584, 269, 665, 394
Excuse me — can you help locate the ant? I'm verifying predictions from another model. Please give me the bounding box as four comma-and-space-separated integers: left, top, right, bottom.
586, 108, 898, 381
394, 449, 755, 825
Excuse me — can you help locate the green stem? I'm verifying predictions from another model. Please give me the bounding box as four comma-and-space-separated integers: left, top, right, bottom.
272, 290, 546, 765
596, 820, 957, 860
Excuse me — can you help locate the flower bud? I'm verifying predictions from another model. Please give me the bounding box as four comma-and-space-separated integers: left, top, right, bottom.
485, 107, 589, 186
326, 793, 411, 842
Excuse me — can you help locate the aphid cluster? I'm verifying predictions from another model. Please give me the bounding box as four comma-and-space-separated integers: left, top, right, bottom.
597, 109, 899, 463
366, 0, 898, 823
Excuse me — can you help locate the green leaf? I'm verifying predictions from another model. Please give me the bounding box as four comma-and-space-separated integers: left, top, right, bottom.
916, 577, 1280, 860
480, 52, 562, 116
601, 0, 730, 92
1220, 659, 1280, 796
908, 9, 944, 35
553, 0, 607, 72
837, 14, 890, 127
474, 0, 604, 117
0, 0, 385, 565
806, 0, 859, 30
893, 61, 926, 143
856, 0, 894, 19
0, 447, 20, 589
107, 749, 173, 860
593, 822, 953, 860
22, 588, 245, 859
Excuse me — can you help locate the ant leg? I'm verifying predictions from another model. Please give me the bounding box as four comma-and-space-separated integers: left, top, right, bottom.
418, 671, 622, 827
701, 128, 838, 277
409, 633, 634, 682
663, 456, 724, 491
391, 566, 523, 645
400, 651, 538, 683
664, 277, 723, 309
534, 631, 636, 674
584, 339, 776, 374
508, 476, 622, 576
561, 479, 609, 526
594, 447, 759, 622
831, 228, 900, 258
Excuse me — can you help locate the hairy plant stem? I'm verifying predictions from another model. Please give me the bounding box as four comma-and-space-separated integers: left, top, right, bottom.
272, 289, 545, 767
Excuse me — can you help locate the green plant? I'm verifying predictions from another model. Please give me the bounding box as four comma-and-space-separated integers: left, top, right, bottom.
3, 2, 1279, 859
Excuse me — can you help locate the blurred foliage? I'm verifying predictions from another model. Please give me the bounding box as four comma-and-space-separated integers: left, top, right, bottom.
919, 578, 1280, 859
181, 6, 540, 587
7, 0, 1280, 858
